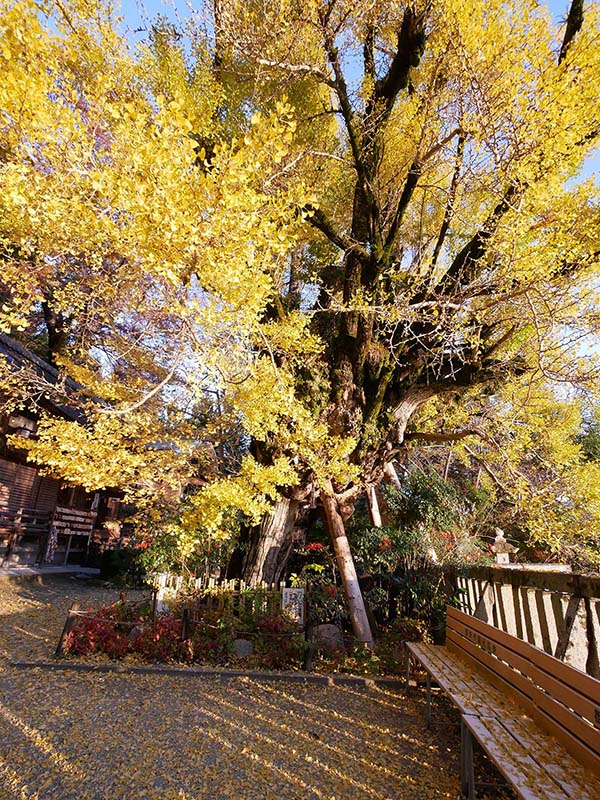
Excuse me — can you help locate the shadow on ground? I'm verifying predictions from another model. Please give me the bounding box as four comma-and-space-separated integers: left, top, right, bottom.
0, 579, 511, 799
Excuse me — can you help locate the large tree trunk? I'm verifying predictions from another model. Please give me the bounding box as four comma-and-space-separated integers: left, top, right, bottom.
242, 497, 301, 585
321, 481, 374, 646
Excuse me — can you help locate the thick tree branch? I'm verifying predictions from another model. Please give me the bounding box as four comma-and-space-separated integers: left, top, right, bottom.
363, 24, 375, 85
404, 428, 483, 443
306, 206, 367, 258
383, 128, 464, 267
436, 183, 519, 295
559, 0, 584, 64
556, 249, 600, 279
374, 7, 427, 105
383, 160, 422, 263
481, 325, 517, 360
256, 58, 335, 85
420, 128, 463, 163
320, 27, 364, 184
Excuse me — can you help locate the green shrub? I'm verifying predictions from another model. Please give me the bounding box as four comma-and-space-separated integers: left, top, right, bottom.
99, 547, 140, 582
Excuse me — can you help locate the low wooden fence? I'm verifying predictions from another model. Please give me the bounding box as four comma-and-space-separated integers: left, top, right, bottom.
455, 565, 600, 678
55, 592, 130, 656
55, 581, 306, 661
151, 574, 301, 620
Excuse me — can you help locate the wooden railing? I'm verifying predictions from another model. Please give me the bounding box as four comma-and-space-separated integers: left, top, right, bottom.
0, 504, 51, 565
455, 565, 600, 678
0, 504, 50, 535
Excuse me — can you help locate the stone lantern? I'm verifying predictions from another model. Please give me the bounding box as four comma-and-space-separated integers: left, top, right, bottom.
492, 528, 519, 565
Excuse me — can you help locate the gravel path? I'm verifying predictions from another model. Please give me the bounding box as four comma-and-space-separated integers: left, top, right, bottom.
0, 578, 486, 799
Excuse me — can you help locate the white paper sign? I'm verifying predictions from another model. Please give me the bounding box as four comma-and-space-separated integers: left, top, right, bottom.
282, 588, 305, 626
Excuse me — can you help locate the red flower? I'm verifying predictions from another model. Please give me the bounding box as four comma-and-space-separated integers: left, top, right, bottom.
305, 542, 325, 552
136, 537, 154, 550
379, 537, 392, 552
324, 585, 337, 597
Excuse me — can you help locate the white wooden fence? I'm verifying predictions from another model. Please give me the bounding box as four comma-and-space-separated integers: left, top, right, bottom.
456, 566, 600, 678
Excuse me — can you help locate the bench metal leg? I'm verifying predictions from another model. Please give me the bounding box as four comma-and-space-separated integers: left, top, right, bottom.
426, 672, 432, 728
404, 648, 411, 695
460, 719, 476, 800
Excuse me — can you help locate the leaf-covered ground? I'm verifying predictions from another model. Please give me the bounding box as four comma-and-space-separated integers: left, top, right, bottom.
0, 578, 509, 799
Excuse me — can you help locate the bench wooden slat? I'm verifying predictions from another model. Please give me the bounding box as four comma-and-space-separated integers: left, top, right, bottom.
447, 606, 600, 704
447, 626, 540, 701
447, 618, 598, 726
409, 641, 529, 717
499, 713, 600, 799
408, 641, 546, 721
446, 627, 600, 774
464, 714, 587, 800
407, 643, 498, 717
409, 607, 600, 798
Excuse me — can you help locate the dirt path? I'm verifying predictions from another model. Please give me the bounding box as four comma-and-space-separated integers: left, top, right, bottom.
0, 578, 479, 799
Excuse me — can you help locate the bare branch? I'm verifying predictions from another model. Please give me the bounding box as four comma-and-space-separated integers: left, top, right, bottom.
463, 445, 512, 495
421, 128, 463, 163
256, 58, 334, 86
431, 133, 465, 268
97, 348, 186, 416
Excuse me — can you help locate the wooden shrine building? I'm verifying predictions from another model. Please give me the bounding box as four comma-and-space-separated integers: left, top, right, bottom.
0, 333, 121, 567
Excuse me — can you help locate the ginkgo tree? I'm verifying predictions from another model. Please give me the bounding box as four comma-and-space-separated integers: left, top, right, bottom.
0, 2, 327, 543
2, 0, 600, 646
401, 379, 600, 569
187, 0, 600, 643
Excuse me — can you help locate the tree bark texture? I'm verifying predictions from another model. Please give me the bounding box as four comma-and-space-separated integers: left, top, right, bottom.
383, 462, 402, 492
242, 497, 300, 585
42, 301, 68, 366
321, 481, 374, 646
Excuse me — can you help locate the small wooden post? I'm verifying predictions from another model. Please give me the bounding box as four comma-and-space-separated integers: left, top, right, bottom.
63, 533, 73, 566
119, 591, 126, 604
426, 672, 432, 728
181, 608, 190, 641
178, 608, 191, 660
460, 719, 476, 799
303, 640, 316, 672
55, 602, 81, 656
366, 484, 382, 527
151, 587, 158, 621
383, 462, 402, 491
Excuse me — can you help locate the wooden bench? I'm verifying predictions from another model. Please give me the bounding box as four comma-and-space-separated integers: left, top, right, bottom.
405, 606, 600, 799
